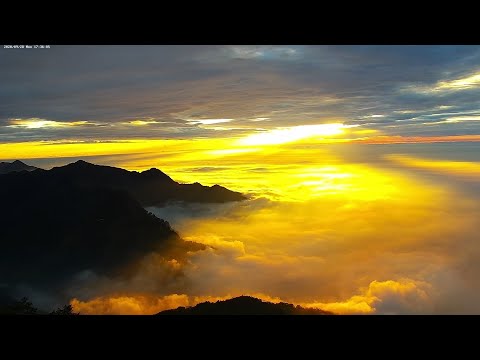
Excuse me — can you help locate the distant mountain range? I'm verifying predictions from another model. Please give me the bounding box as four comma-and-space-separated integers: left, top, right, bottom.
0, 160, 245, 298
0, 160, 38, 174
157, 296, 332, 315
0, 159, 246, 206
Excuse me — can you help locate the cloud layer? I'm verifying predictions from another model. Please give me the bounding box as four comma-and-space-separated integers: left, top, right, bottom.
63, 142, 480, 314
2, 46, 480, 143
4, 46, 480, 314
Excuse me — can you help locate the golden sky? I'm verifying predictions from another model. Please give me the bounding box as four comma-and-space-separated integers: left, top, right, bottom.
8, 125, 475, 314
3, 46, 480, 314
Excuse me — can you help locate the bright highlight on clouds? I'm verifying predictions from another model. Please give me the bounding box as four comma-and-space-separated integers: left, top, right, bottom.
2, 46, 480, 143
208, 148, 260, 157
437, 72, 480, 91
70, 279, 431, 315
438, 115, 480, 124
4, 136, 480, 314
404, 71, 480, 94
3, 46, 480, 314
127, 120, 160, 126
71, 294, 190, 315
134, 146, 480, 315
303, 279, 432, 314
8, 118, 93, 129
237, 123, 346, 146
386, 154, 480, 179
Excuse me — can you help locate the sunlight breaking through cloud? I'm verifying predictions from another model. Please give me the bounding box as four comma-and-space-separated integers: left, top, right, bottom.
237, 123, 347, 146
3, 46, 480, 315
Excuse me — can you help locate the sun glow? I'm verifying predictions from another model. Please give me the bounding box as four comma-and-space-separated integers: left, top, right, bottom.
386, 154, 480, 178
3, 131, 479, 315
237, 123, 346, 146
6, 44, 480, 316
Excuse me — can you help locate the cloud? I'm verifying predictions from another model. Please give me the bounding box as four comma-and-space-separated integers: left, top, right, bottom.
71, 294, 190, 315
4, 45, 480, 314
70, 292, 285, 315
9, 142, 478, 314
125, 120, 162, 126
403, 71, 480, 94
386, 154, 480, 179
8, 118, 98, 129
237, 123, 346, 146
146, 201, 243, 228
438, 72, 480, 91
303, 279, 432, 314
127, 148, 480, 314
186, 118, 234, 126
65, 251, 192, 302
68, 278, 434, 315
2, 45, 480, 142
226, 46, 300, 61
228, 46, 265, 60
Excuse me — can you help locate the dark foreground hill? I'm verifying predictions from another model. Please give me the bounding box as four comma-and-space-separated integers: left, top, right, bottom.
0, 180, 203, 291
0, 160, 38, 174
157, 296, 333, 315
0, 160, 246, 297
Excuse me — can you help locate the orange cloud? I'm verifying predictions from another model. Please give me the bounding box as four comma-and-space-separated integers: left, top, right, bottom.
302, 279, 432, 314
71, 294, 190, 315
70, 293, 283, 315
70, 280, 432, 315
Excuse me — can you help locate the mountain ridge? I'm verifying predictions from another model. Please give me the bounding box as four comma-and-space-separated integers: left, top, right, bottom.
157, 295, 333, 315
0, 159, 246, 206
0, 160, 39, 174
0, 159, 244, 302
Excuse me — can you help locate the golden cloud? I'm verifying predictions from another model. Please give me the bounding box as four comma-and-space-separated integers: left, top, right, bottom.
8, 118, 94, 129
302, 279, 432, 314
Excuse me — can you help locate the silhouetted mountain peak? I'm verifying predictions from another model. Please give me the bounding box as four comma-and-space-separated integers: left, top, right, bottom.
0, 159, 241, 301
71, 159, 96, 167
3, 160, 246, 206
140, 168, 174, 182
0, 160, 39, 175
53, 160, 129, 175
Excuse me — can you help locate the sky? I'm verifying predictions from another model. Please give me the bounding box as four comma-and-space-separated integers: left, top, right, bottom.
3, 45, 480, 314
2, 45, 480, 146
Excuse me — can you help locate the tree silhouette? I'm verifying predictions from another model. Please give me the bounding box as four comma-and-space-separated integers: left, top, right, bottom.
7, 297, 38, 315
50, 304, 80, 315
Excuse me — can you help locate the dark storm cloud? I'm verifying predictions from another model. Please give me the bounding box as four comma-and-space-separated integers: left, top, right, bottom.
1, 45, 480, 141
